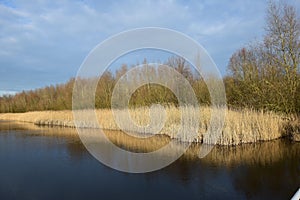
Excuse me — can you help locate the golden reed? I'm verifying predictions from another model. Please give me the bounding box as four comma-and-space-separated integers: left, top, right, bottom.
0, 106, 290, 145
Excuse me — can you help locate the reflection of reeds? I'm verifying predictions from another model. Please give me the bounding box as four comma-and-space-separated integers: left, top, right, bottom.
1, 121, 299, 167
0, 106, 289, 145
201, 140, 300, 167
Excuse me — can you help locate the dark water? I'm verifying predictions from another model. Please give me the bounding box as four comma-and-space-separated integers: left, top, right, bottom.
0, 121, 299, 200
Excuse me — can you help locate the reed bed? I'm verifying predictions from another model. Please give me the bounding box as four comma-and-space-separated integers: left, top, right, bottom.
0, 106, 289, 145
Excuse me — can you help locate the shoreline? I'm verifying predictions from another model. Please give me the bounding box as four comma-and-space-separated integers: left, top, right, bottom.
1, 119, 299, 167
0, 107, 298, 145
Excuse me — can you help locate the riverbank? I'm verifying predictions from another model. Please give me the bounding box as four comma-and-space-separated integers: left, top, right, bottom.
0, 106, 295, 145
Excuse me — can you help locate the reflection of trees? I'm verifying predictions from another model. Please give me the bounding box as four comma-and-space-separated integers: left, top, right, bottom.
64, 139, 88, 161
0, 121, 88, 161
202, 140, 300, 167
142, 140, 299, 199
1, 121, 299, 199
0, 121, 32, 131
232, 152, 300, 199
201, 140, 300, 199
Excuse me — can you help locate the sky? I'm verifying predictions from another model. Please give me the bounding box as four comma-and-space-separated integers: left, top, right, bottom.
0, 0, 299, 94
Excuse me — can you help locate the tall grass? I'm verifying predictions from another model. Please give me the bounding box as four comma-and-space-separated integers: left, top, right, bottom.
0, 106, 290, 145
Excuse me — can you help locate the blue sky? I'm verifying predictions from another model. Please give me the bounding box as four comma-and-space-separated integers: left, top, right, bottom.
0, 0, 299, 93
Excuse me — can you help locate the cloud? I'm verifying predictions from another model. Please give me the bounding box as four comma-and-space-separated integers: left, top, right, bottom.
0, 0, 299, 91
0, 90, 17, 97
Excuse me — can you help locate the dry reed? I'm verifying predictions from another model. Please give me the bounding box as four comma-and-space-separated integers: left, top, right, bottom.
0, 106, 289, 145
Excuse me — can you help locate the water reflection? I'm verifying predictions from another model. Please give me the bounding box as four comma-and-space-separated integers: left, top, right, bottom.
0, 121, 299, 200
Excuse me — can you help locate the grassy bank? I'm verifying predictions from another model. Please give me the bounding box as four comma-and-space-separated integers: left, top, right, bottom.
0, 106, 292, 145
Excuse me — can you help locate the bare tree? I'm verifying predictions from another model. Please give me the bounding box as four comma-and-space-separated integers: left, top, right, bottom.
264, 1, 300, 113
227, 1, 300, 113
166, 56, 192, 80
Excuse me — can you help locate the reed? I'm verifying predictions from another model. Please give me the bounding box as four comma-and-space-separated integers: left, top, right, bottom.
0, 106, 290, 145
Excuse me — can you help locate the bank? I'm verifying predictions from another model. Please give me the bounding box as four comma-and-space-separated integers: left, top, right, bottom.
0, 106, 298, 145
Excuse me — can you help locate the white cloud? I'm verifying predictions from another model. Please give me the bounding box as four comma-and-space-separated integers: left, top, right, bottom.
0, 0, 299, 91
0, 90, 17, 96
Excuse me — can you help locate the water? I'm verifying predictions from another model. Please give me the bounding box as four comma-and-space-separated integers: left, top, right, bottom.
0, 121, 299, 200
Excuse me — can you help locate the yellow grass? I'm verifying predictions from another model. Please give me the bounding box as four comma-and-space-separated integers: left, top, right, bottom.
0, 106, 289, 145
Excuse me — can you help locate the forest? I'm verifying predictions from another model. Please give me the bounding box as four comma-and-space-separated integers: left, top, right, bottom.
0, 1, 299, 115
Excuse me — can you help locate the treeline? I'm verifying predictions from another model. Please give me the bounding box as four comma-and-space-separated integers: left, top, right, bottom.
225, 1, 300, 114
0, 79, 74, 112
0, 57, 211, 113
0, 1, 299, 114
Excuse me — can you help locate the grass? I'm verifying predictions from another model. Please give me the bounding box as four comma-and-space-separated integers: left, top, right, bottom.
0, 106, 291, 145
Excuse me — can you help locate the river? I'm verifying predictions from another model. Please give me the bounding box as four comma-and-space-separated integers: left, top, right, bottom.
0, 121, 299, 200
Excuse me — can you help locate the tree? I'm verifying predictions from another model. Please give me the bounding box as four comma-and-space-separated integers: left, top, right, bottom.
264, 1, 300, 113
227, 1, 300, 113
